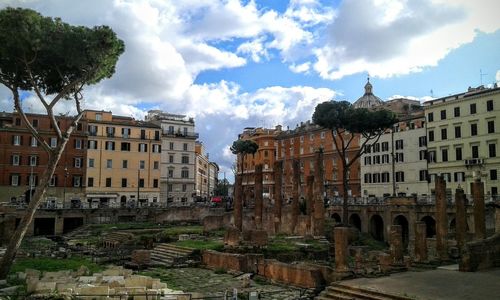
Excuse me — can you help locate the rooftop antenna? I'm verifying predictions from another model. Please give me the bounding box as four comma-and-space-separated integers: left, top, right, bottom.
480, 69, 487, 85
430, 89, 434, 98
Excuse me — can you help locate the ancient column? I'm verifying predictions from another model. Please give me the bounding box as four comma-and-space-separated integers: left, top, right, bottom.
471, 179, 486, 240
435, 175, 448, 260
455, 188, 467, 252
291, 159, 301, 232
254, 164, 263, 229
390, 225, 403, 264
414, 222, 427, 262
334, 227, 350, 272
234, 174, 243, 231
313, 149, 325, 236
273, 160, 283, 233
306, 175, 314, 216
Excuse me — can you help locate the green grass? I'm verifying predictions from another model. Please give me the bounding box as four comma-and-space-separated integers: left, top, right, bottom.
173, 240, 224, 251
10, 257, 103, 274
352, 232, 388, 251
139, 269, 181, 290
88, 222, 158, 232
162, 225, 203, 236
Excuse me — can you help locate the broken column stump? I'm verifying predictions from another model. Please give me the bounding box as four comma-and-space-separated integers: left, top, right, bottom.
435, 175, 448, 260
254, 164, 264, 229
471, 179, 486, 240
414, 222, 428, 262
455, 188, 467, 253
334, 227, 350, 272
390, 225, 404, 264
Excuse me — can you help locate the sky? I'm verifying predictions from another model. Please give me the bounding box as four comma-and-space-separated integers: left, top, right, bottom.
0, 0, 499, 182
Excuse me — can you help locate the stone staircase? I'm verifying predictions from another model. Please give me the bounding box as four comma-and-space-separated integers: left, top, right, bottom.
100, 232, 133, 248
316, 283, 411, 300
150, 243, 194, 267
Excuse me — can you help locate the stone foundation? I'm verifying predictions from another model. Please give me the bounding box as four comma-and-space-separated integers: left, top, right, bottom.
460, 233, 500, 272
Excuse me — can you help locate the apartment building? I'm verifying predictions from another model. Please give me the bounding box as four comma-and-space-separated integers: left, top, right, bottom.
0, 112, 86, 204
424, 85, 499, 197
83, 110, 161, 207
195, 142, 219, 200
146, 110, 197, 204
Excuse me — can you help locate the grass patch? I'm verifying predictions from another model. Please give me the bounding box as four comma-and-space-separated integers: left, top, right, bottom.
162, 225, 203, 236
10, 257, 103, 274
88, 222, 158, 233
139, 269, 181, 290
352, 232, 388, 251
173, 240, 224, 251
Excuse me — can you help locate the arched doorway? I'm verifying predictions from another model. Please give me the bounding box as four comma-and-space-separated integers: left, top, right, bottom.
120, 195, 127, 208
393, 215, 409, 248
420, 216, 436, 238
331, 213, 341, 224
449, 217, 469, 233
369, 214, 384, 241
349, 213, 362, 231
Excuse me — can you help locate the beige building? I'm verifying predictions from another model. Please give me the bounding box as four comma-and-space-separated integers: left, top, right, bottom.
424, 85, 499, 198
195, 142, 219, 200
84, 110, 161, 207
146, 111, 197, 204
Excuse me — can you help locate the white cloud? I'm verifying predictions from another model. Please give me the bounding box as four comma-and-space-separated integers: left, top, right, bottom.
289, 62, 311, 73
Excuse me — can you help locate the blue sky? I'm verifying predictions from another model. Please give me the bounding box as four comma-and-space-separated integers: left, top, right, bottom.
0, 0, 499, 182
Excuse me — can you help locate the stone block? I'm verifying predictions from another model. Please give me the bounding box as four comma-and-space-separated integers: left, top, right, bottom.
34, 281, 57, 294
224, 227, 241, 247
26, 277, 39, 294
78, 276, 98, 284
42, 270, 71, 281
25, 269, 41, 279
378, 253, 392, 273
178, 234, 190, 241
102, 276, 125, 285
56, 283, 77, 293
125, 275, 153, 288
76, 286, 109, 300
152, 281, 167, 289
102, 267, 124, 276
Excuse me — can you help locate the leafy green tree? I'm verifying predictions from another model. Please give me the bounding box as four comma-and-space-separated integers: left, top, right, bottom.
0, 7, 124, 278
230, 139, 259, 174
214, 178, 230, 196
313, 101, 396, 224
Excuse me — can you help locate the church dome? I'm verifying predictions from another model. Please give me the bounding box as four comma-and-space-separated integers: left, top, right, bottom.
353, 78, 384, 109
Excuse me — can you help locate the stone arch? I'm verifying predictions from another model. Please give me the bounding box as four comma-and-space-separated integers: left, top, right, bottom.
349, 213, 362, 231
449, 217, 470, 232
331, 213, 341, 224
393, 214, 409, 247
369, 214, 384, 241
420, 216, 436, 238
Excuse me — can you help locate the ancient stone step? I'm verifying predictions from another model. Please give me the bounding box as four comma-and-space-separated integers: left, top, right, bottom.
150, 243, 194, 266
316, 283, 411, 300
325, 286, 387, 300
329, 284, 410, 300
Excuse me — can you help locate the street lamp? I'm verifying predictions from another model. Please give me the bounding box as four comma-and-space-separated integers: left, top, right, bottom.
167, 166, 174, 205
63, 166, 68, 203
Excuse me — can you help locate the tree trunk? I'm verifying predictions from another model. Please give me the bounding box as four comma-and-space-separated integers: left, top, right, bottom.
0, 144, 66, 279
342, 161, 349, 225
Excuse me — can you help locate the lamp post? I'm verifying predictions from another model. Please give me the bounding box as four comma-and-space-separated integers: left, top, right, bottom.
63, 166, 68, 203
167, 166, 174, 205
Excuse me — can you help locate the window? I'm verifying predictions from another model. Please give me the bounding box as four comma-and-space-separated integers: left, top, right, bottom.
30, 155, 38, 166
455, 147, 462, 161
95, 113, 102, 121
88, 177, 94, 187
121, 142, 131, 151
364, 173, 371, 183
138, 143, 147, 152
419, 170, 428, 182
428, 130, 434, 142
395, 140, 403, 150
11, 174, 19, 186
441, 149, 448, 162
489, 144, 497, 158
139, 178, 144, 188
122, 160, 128, 168
365, 145, 371, 153
88, 140, 97, 149
140, 160, 145, 169
182, 155, 189, 164
428, 150, 436, 163
13, 135, 21, 146
88, 158, 95, 168
309, 133, 314, 141
490, 169, 497, 181
122, 128, 131, 138
169, 155, 174, 163
15, 118, 21, 126
28, 174, 37, 187
50, 137, 57, 148
181, 168, 189, 178
12, 155, 20, 166
395, 152, 404, 163
88, 125, 98, 136
419, 150, 427, 160
140, 129, 146, 139
321, 132, 325, 139
488, 120, 495, 133
168, 168, 174, 178
74, 157, 82, 168
419, 136, 427, 147
471, 145, 479, 159
427, 112, 434, 122
153, 179, 159, 188
153, 161, 159, 169
470, 123, 477, 136
455, 126, 461, 138
154, 130, 160, 141
32, 119, 38, 127
106, 126, 115, 137
168, 184, 173, 192
364, 156, 371, 165
373, 173, 380, 183
73, 176, 81, 187
382, 154, 390, 164
487, 100, 493, 111
382, 172, 390, 183
106, 178, 112, 187
168, 126, 174, 134
153, 144, 161, 153
442, 173, 451, 182
382, 142, 389, 151
183, 127, 188, 136
183, 143, 188, 151
49, 175, 57, 187
441, 128, 447, 140
395, 171, 405, 182
373, 155, 380, 164
182, 184, 187, 192
105, 141, 115, 150
373, 143, 380, 152
106, 159, 113, 168
470, 103, 476, 114
31, 137, 37, 147
454, 172, 465, 182
121, 178, 127, 187
440, 110, 446, 120
169, 142, 174, 150
454, 107, 460, 117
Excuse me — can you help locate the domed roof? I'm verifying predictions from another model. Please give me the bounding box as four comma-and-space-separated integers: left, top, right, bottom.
353, 78, 384, 109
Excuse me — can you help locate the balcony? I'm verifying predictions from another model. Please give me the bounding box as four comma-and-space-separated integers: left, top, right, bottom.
163, 130, 199, 139
465, 158, 484, 168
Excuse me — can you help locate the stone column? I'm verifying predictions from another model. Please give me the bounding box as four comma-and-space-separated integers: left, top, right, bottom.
435, 175, 448, 260
306, 175, 314, 216
334, 227, 350, 272
291, 159, 300, 232
390, 225, 403, 264
313, 150, 325, 236
273, 160, 283, 233
234, 174, 243, 231
471, 179, 486, 240
254, 164, 263, 229
455, 188, 467, 252
414, 222, 427, 262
